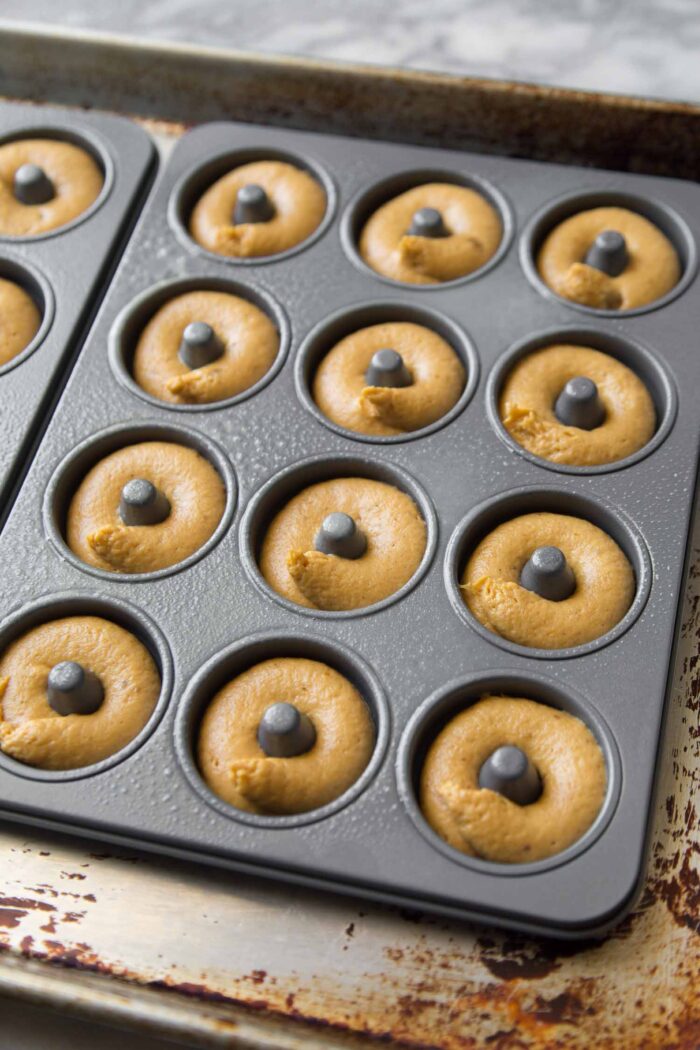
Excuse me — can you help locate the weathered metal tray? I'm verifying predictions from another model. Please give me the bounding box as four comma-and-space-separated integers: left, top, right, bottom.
0, 99, 155, 522
0, 21, 698, 1048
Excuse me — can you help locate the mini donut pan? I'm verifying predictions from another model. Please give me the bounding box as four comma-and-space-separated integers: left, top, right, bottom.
1, 117, 699, 939
0, 101, 156, 524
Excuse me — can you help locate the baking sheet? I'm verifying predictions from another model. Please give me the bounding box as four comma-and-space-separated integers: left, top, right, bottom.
0, 24, 698, 1046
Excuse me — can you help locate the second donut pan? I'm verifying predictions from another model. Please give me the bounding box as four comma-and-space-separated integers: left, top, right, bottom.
0, 120, 699, 939
0, 101, 156, 522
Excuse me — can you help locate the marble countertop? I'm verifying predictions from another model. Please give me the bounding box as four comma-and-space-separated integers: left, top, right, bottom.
4, 0, 700, 105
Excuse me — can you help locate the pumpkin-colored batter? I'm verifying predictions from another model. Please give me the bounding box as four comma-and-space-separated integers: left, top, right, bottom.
132, 289, 279, 405
537, 206, 680, 310
359, 182, 502, 285
0, 138, 103, 237
189, 160, 326, 258
197, 656, 374, 814
312, 321, 466, 436
0, 276, 41, 366
260, 477, 427, 611
499, 343, 656, 467
0, 615, 160, 770
67, 441, 226, 574
420, 696, 606, 863
462, 512, 635, 649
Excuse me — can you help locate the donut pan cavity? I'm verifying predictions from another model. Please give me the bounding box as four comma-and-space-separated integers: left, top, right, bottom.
0, 591, 173, 783
0, 101, 156, 525
0, 120, 699, 940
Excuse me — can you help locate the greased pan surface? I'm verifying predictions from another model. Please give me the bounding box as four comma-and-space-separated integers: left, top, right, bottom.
0, 120, 698, 938
0, 101, 156, 521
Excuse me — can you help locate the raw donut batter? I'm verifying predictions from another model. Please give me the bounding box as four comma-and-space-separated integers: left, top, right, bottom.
420, 696, 606, 863
0, 138, 103, 237
198, 656, 374, 814
0, 615, 160, 770
359, 182, 502, 284
132, 289, 279, 404
462, 511, 634, 649
313, 320, 466, 436
189, 159, 326, 258
260, 477, 427, 611
537, 206, 680, 310
0, 276, 41, 366
67, 441, 226, 574
499, 343, 656, 467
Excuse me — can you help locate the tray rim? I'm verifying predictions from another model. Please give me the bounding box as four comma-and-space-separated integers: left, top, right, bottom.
1, 18, 698, 117
1, 21, 700, 180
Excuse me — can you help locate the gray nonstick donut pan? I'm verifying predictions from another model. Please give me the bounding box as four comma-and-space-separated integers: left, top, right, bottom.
0, 119, 699, 939
0, 101, 156, 523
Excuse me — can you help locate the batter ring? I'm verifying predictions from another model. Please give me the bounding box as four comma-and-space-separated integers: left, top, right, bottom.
0, 615, 161, 771
499, 343, 656, 467
66, 441, 227, 574
189, 160, 327, 258
312, 321, 466, 437
420, 696, 607, 863
359, 182, 502, 285
0, 276, 41, 366
197, 656, 375, 814
537, 207, 680, 310
260, 477, 427, 611
462, 511, 635, 649
132, 289, 280, 405
0, 138, 104, 237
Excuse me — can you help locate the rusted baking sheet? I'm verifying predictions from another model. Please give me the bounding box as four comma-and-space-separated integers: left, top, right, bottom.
1, 21, 700, 180
0, 29, 698, 1047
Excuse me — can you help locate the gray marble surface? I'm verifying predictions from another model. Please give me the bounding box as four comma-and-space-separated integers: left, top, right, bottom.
3, 0, 699, 104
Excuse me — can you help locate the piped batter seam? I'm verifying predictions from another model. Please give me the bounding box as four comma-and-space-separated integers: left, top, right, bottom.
230, 757, 290, 809
557, 262, 623, 309
86, 524, 150, 571
358, 385, 409, 429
